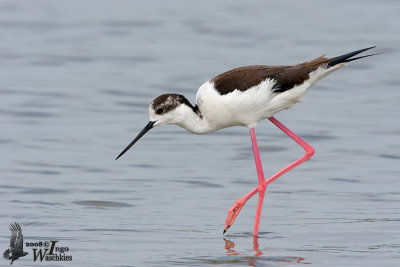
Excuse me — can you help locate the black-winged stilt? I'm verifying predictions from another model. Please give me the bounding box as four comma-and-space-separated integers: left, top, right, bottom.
116, 47, 375, 236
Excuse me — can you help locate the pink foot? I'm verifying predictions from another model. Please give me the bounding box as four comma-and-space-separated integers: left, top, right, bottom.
224, 188, 258, 233
223, 116, 315, 236
224, 196, 246, 233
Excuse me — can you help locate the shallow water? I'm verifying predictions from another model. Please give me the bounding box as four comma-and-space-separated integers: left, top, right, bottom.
1, 0, 399, 266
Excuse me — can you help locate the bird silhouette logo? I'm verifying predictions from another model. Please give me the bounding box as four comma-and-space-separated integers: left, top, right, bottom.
3, 223, 28, 265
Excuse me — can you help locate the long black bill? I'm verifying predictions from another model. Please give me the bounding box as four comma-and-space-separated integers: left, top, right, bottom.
115, 121, 155, 160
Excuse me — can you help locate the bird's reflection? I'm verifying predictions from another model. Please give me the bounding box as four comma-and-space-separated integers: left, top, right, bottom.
224, 236, 307, 266
252, 236, 263, 257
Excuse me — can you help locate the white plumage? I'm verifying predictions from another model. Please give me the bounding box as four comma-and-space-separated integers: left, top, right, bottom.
115, 47, 375, 236
151, 63, 344, 134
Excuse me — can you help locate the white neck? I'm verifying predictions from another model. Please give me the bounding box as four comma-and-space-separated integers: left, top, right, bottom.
173, 104, 214, 134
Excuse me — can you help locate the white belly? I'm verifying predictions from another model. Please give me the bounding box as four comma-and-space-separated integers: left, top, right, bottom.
195, 65, 342, 131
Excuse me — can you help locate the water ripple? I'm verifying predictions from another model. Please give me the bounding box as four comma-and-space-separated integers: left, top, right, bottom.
20, 188, 69, 194
73, 200, 133, 208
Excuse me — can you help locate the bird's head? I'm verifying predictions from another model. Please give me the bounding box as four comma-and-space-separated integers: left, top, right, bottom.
115, 94, 193, 160
149, 94, 192, 126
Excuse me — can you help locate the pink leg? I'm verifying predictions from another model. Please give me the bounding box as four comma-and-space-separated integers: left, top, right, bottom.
224, 116, 315, 236
249, 128, 267, 236
224, 128, 263, 234
264, 116, 315, 185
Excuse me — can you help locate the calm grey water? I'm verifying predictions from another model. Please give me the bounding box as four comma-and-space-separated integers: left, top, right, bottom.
1, 0, 399, 266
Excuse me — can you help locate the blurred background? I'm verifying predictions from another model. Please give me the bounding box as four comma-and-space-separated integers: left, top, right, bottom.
1, 0, 399, 266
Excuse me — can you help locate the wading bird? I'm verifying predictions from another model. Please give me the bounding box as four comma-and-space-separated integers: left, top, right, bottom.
116, 47, 375, 236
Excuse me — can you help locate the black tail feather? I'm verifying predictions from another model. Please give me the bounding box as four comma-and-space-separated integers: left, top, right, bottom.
327, 46, 376, 68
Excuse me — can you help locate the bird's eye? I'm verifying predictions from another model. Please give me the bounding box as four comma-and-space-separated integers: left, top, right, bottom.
156, 108, 164, 114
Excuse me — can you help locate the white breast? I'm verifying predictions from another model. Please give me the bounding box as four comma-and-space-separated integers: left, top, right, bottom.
195, 64, 343, 130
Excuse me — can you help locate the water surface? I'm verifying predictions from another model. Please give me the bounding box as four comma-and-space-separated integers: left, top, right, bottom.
1, 0, 399, 266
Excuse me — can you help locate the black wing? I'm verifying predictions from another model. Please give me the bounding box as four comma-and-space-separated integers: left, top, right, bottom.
211, 47, 376, 95
9, 223, 24, 252
210, 63, 325, 95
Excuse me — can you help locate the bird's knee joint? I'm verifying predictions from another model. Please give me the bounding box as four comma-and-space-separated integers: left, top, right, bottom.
258, 183, 267, 193
305, 146, 315, 160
